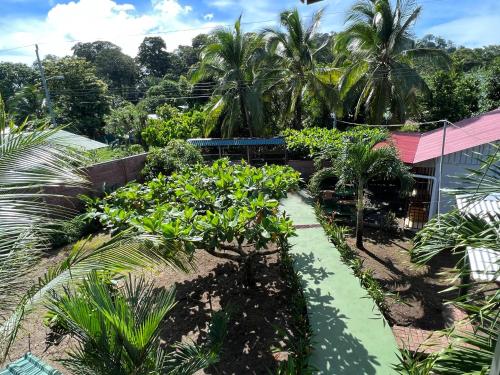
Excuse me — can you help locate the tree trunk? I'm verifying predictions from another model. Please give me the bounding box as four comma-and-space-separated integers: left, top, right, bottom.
294, 94, 302, 130
355, 182, 365, 249
243, 255, 256, 288
238, 86, 253, 137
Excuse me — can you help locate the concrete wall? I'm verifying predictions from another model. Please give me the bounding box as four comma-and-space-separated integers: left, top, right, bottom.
44, 153, 147, 211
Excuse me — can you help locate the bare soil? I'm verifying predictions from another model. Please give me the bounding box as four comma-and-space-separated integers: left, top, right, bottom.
4, 242, 294, 375
346, 228, 459, 330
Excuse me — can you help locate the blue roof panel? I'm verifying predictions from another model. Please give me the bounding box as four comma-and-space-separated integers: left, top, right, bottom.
187, 137, 285, 147
0, 353, 62, 375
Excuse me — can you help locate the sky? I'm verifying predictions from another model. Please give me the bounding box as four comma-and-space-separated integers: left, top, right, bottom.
0, 0, 499, 64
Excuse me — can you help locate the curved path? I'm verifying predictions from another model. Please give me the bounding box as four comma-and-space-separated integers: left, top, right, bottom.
281, 191, 398, 374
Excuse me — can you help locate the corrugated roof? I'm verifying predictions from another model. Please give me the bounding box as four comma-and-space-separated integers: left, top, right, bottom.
50, 130, 108, 151
0, 353, 62, 375
187, 137, 285, 147
383, 108, 500, 164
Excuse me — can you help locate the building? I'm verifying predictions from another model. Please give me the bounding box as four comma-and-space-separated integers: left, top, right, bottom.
382, 108, 500, 229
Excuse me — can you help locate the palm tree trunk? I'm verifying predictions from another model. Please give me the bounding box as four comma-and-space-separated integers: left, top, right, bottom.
294, 94, 302, 130
238, 87, 253, 137
355, 182, 365, 249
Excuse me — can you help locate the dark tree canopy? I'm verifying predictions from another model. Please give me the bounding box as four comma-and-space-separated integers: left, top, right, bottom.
0, 62, 37, 102
72, 41, 121, 63
43, 56, 110, 137
137, 36, 170, 77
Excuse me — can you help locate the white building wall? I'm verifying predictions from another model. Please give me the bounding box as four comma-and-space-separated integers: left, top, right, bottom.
437, 143, 498, 214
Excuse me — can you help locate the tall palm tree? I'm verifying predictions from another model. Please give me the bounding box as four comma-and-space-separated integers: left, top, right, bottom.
336, 0, 449, 123
0, 97, 191, 360
264, 8, 339, 129
48, 272, 227, 375
311, 137, 413, 248
192, 17, 265, 137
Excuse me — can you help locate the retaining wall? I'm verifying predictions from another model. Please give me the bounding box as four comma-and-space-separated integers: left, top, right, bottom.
44, 153, 147, 210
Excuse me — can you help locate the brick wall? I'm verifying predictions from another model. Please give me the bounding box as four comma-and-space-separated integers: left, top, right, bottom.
44, 153, 147, 211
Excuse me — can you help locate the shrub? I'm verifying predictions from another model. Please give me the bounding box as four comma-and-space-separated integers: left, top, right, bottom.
283, 127, 388, 159
87, 159, 301, 286
141, 104, 205, 147
141, 140, 203, 180
47, 214, 97, 249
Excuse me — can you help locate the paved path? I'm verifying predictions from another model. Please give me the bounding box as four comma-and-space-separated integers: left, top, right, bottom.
281, 192, 399, 374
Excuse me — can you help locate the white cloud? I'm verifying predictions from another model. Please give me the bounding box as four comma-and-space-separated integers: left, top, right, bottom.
0, 0, 221, 63
423, 15, 500, 47
204, 13, 214, 21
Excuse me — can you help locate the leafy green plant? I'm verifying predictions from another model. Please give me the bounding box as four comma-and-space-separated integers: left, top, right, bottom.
47, 272, 228, 375
88, 159, 301, 285
141, 104, 206, 147
141, 139, 203, 180
283, 126, 388, 159
274, 238, 314, 375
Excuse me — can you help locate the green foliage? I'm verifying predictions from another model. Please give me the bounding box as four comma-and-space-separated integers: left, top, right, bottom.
87, 159, 300, 284
0, 62, 37, 103
47, 272, 228, 375
283, 126, 388, 158
192, 17, 266, 137
47, 214, 98, 249
274, 238, 314, 375
104, 103, 147, 145
85, 144, 145, 165
137, 36, 171, 78
264, 8, 339, 129
335, 0, 450, 123
141, 104, 206, 147
43, 56, 110, 138
141, 140, 203, 180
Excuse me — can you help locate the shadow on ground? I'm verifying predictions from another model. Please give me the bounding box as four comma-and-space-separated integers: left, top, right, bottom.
294, 252, 381, 375
159, 255, 294, 375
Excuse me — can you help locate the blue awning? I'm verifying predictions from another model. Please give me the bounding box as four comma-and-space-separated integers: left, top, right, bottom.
187, 137, 285, 147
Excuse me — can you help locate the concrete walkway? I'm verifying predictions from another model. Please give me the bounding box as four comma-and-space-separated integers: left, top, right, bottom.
281, 192, 399, 374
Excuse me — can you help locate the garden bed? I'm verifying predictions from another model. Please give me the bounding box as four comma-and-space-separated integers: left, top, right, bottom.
5, 242, 296, 375
345, 228, 459, 330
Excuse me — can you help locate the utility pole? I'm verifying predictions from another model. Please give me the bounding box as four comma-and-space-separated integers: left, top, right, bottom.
35, 44, 57, 127
436, 119, 447, 219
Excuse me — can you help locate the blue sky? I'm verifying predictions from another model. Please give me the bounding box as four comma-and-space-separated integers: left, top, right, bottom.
1, 0, 499, 64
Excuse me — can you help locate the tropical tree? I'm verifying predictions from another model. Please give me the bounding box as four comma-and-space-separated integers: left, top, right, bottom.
311, 137, 413, 248
336, 0, 449, 123
47, 272, 227, 375
264, 8, 339, 129
192, 17, 266, 137
0, 97, 190, 360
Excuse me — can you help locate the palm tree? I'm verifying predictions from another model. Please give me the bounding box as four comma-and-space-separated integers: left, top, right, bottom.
312, 138, 413, 248
192, 17, 265, 137
264, 8, 339, 129
0, 97, 191, 360
336, 0, 449, 123
47, 272, 227, 374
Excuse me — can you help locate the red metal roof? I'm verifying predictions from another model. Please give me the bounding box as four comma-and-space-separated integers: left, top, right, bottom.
384, 108, 500, 164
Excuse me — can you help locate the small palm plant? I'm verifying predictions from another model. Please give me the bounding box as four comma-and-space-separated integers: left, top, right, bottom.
311, 137, 413, 248
47, 272, 228, 375
398, 149, 500, 374
0, 96, 192, 361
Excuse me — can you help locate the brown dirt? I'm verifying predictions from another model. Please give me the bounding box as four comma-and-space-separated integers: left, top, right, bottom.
346, 228, 459, 330
4, 245, 294, 375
